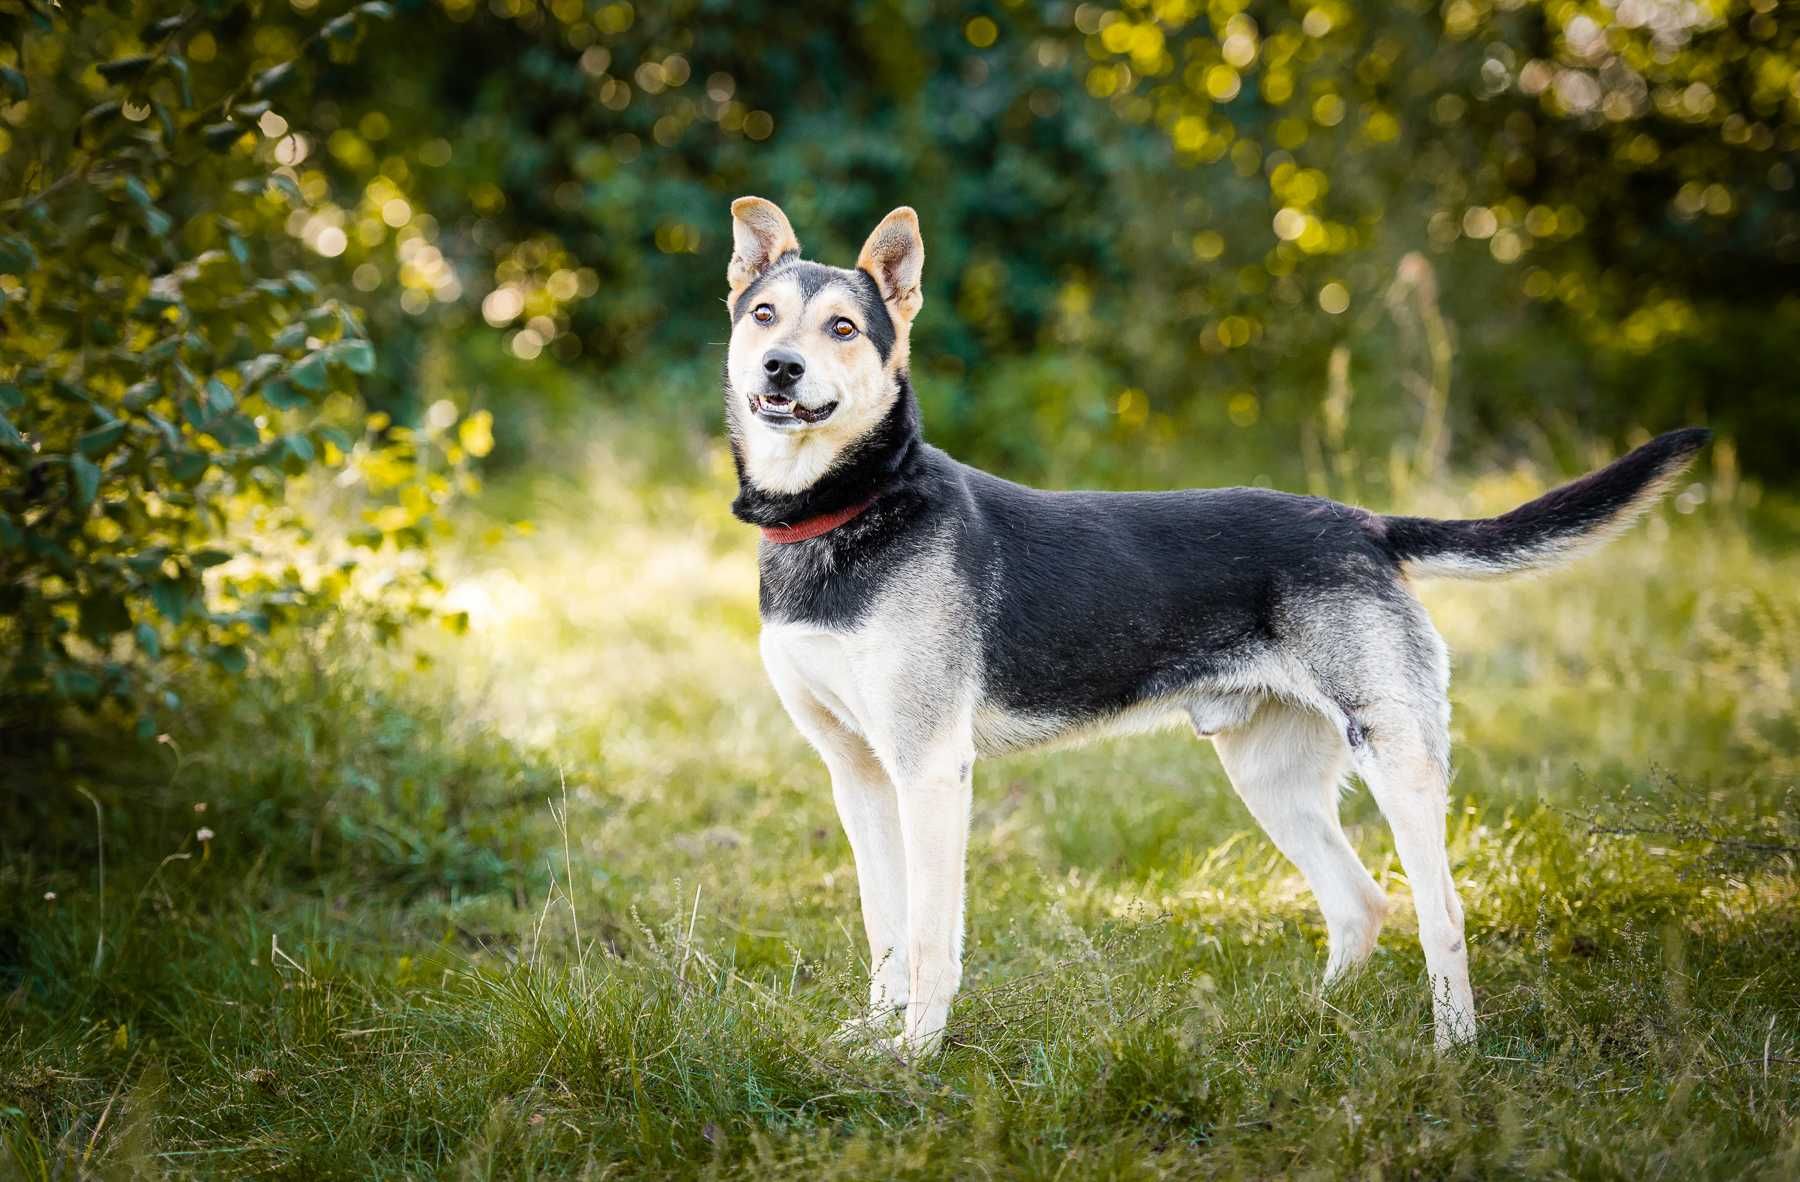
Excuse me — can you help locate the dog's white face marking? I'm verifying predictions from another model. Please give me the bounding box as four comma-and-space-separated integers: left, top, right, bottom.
725, 272, 902, 494
724, 198, 923, 496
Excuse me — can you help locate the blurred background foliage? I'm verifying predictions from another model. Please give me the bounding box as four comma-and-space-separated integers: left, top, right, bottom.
2, 0, 1797, 714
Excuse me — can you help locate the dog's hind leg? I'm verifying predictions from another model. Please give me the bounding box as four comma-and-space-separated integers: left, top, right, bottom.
1352, 672, 1477, 1049
1212, 700, 1389, 984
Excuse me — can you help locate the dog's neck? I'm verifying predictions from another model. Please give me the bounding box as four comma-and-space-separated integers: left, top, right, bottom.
729, 375, 927, 529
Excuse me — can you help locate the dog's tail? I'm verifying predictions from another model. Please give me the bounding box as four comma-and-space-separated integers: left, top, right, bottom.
1377, 428, 1710, 580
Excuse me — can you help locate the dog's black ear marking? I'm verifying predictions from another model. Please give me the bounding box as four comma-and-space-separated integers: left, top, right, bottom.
728, 196, 801, 298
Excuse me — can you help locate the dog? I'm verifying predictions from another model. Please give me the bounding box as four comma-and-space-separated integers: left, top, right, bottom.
720, 196, 1708, 1057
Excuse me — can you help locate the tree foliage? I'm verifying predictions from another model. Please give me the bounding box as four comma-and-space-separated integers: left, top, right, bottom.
240, 0, 1796, 473
0, 0, 476, 722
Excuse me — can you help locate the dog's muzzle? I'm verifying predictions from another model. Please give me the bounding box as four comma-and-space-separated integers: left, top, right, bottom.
751, 348, 838, 425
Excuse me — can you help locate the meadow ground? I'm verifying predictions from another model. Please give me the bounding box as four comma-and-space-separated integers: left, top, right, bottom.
4, 414, 1798, 1179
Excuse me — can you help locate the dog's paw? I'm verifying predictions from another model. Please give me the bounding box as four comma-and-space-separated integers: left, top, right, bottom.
869, 1027, 944, 1064
828, 1011, 898, 1046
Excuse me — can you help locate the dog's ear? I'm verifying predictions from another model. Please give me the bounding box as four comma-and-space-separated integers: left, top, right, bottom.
857, 207, 924, 324
728, 197, 800, 298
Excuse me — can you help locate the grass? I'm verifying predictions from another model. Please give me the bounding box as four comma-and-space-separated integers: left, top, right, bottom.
3, 410, 1798, 1179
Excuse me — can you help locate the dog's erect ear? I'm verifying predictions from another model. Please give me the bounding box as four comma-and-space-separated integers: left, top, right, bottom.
857, 207, 924, 324
728, 197, 800, 296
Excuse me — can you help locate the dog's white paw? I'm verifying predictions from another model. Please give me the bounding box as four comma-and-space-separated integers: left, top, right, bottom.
868, 1026, 944, 1064
829, 1011, 899, 1046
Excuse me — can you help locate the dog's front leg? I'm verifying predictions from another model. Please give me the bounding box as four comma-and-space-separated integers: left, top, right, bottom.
888, 742, 975, 1060
822, 744, 910, 1039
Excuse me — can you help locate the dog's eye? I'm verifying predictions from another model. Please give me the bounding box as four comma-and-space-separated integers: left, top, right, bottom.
752, 304, 775, 325
830, 317, 858, 340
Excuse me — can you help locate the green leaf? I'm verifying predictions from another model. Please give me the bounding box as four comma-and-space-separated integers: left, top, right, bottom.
267, 173, 304, 205
209, 412, 261, 449
123, 380, 162, 411
281, 433, 316, 472
252, 62, 296, 97
239, 354, 283, 386
0, 235, 37, 274
79, 591, 132, 639
146, 415, 180, 451
96, 55, 155, 83
126, 548, 169, 574
165, 56, 193, 108
261, 380, 307, 410
191, 549, 232, 568
323, 14, 358, 40
334, 338, 376, 374
77, 420, 128, 457
0, 384, 20, 411
202, 122, 247, 152
134, 621, 161, 659
69, 454, 101, 509
206, 645, 247, 674
150, 577, 188, 624
289, 352, 329, 391
272, 323, 308, 351
52, 667, 101, 700
123, 176, 152, 207
81, 101, 123, 130
0, 66, 26, 100
205, 378, 236, 413
360, 1, 396, 17
167, 451, 209, 485
0, 411, 24, 451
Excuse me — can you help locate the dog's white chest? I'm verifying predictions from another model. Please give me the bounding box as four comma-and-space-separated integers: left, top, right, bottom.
759, 622, 872, 737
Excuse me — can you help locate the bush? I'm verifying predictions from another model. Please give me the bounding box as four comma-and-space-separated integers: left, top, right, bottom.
0, 1, 476, 725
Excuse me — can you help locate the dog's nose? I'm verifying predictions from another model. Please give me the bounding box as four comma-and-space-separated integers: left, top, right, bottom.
762, 347, 806, 389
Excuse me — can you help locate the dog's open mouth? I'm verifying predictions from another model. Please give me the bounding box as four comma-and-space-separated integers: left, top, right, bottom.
750, 391, 837, 426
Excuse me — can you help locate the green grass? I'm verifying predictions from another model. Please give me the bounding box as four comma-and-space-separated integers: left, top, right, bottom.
4, 418, 1798, 1179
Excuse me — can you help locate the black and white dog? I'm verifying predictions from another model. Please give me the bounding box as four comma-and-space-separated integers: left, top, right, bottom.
721, 197, 1707, 1057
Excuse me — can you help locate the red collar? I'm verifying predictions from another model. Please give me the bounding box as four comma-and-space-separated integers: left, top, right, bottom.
759, 498, 875, 544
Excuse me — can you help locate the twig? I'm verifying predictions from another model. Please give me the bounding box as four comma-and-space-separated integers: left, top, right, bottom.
554, 766, 585, 982
678, 881, 702, 986
74, 784, 105, 973
81, 1047, 140, 1167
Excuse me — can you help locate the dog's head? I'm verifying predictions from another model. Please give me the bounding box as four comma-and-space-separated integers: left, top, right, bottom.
723, 197, 923, 493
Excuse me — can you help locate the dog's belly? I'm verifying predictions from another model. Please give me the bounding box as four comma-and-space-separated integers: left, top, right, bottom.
971, 683, 1263, 756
